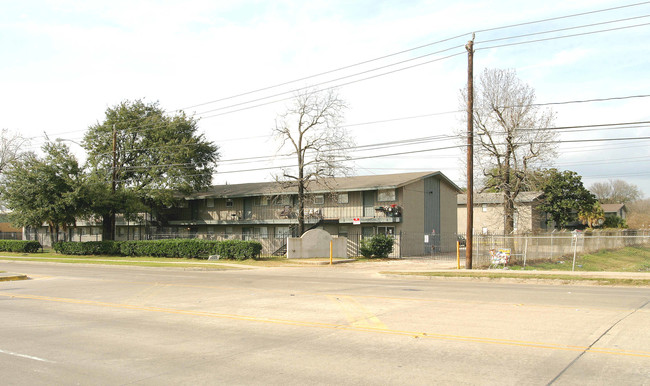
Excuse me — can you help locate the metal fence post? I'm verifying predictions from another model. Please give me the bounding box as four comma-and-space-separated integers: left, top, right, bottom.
523, 239, 528, 269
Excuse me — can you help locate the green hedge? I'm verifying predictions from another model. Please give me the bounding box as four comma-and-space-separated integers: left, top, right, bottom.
53, 239, 262, 260
0, 240, 41, 253
213, 240, 263, 261
120, 239, 216, 259
53, 241, 122, 256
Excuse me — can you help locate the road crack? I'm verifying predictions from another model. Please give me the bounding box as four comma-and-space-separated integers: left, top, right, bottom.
547, 299, 650, 385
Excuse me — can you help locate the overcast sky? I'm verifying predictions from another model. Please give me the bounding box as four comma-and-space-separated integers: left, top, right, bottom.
2, 0, 649, 197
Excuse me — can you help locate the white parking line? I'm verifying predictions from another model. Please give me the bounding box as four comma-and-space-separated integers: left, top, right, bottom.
0, 349, 54, 363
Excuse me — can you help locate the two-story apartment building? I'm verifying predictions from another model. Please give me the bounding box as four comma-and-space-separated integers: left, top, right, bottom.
160, 171, 460, 256
27, 171, 460, 256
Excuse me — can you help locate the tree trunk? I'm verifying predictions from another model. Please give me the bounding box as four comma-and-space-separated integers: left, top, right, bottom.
503, 135, 515, 235
298, 178, 305, 236
102, 213, 115, 241
48, 223, 56, 246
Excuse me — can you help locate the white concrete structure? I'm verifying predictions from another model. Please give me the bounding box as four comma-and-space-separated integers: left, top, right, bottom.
287, 229, 346, 259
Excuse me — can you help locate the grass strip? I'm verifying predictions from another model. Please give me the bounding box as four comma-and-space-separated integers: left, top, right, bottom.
381, 271, 650, 286
0, 274, 28, 282
0, 256, 243, 269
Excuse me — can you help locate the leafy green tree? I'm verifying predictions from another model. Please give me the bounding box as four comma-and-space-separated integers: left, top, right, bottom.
539, 169, 596, 229
0, 142, 83, 244
83, 99, 219, 239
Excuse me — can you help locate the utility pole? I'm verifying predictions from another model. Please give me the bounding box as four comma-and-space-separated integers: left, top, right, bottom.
465, 34, 475, 270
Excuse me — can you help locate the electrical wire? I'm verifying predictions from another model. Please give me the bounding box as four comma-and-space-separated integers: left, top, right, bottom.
30, 4, 650, 141
476, 14, 650, 45
477, 22, 650, 51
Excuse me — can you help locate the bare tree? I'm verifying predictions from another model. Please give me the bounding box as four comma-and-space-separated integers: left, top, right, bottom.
0, 129, 28, 175
0, 129, 29, 211
462, 69, 557, 234
626, 198, 650, 229
590, 179, 642, 203
273, 89, 352, 236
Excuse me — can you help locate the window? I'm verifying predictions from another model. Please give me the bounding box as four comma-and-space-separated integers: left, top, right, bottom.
225, 199, 233, 208
377, 226, 395, 236
275, 226, 290, 238
206, 198, 214, 208
258, 227, 268, 239
273, 195, 291, 206
337, 193, 349, 204
313, 195, 324, 205
338, 226, 348, 237
513, 212, 519, 231
482, 204, 488, 212
378, 189, 396, 202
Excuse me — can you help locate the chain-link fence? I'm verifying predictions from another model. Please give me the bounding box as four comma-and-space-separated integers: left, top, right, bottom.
466, 230, 650, 267
0, 232, 20, 240
27, 227, 649, 262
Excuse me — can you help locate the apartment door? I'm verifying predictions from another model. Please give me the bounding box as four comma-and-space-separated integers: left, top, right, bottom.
363, 191, 376, 217
243, 198, 253, 219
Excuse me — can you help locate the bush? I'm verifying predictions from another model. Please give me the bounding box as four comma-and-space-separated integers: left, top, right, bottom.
359, 234, 394, 258
119, 239, 217, 259
52, 239, 263, 260
214, 240, 263, 260
53, 241, 121, 255
0, 240, 41, 253
603, 216, 627, 229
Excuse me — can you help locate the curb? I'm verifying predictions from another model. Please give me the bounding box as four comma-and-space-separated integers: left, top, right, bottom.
0, 272, 29, 282
287, 259, 357, 265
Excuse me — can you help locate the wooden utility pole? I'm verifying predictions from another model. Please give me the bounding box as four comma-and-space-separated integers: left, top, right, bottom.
465, 34, 475, 270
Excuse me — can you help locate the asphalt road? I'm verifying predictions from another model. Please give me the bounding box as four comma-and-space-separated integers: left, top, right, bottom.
1, 261, 649, 385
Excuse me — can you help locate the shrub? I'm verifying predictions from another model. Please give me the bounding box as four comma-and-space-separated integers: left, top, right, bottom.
214, 240, 263, 260
359, 234, 394, 258
54, 241, 121, 255
0, 240, 41, 253
52, 239, 262, 260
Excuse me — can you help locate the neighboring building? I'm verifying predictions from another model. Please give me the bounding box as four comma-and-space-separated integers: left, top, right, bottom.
30, 171, 461, 257
601, 203, 627, 220
0, 213, 22, 240
457, 191, 547, 235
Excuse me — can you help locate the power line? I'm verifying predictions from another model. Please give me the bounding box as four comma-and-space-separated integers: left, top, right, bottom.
195, 50, 466, 118
180, 1, 650, 111
477, 21, 650, 51
30, 4, 650, 142
472, 1, 650, 34
477, 14, 650, 45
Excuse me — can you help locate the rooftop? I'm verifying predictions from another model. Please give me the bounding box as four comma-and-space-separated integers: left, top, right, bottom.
457, 191, 544, 205
188, 171, 461, 199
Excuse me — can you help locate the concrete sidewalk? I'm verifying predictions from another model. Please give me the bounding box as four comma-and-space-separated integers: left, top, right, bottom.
339, 259, 650, 280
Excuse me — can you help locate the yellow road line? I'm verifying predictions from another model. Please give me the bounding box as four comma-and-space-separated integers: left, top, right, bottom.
19, 274, 644, 314
123, 283, 166, 305
2, 291, 649, 358
326, 295, 388, 329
